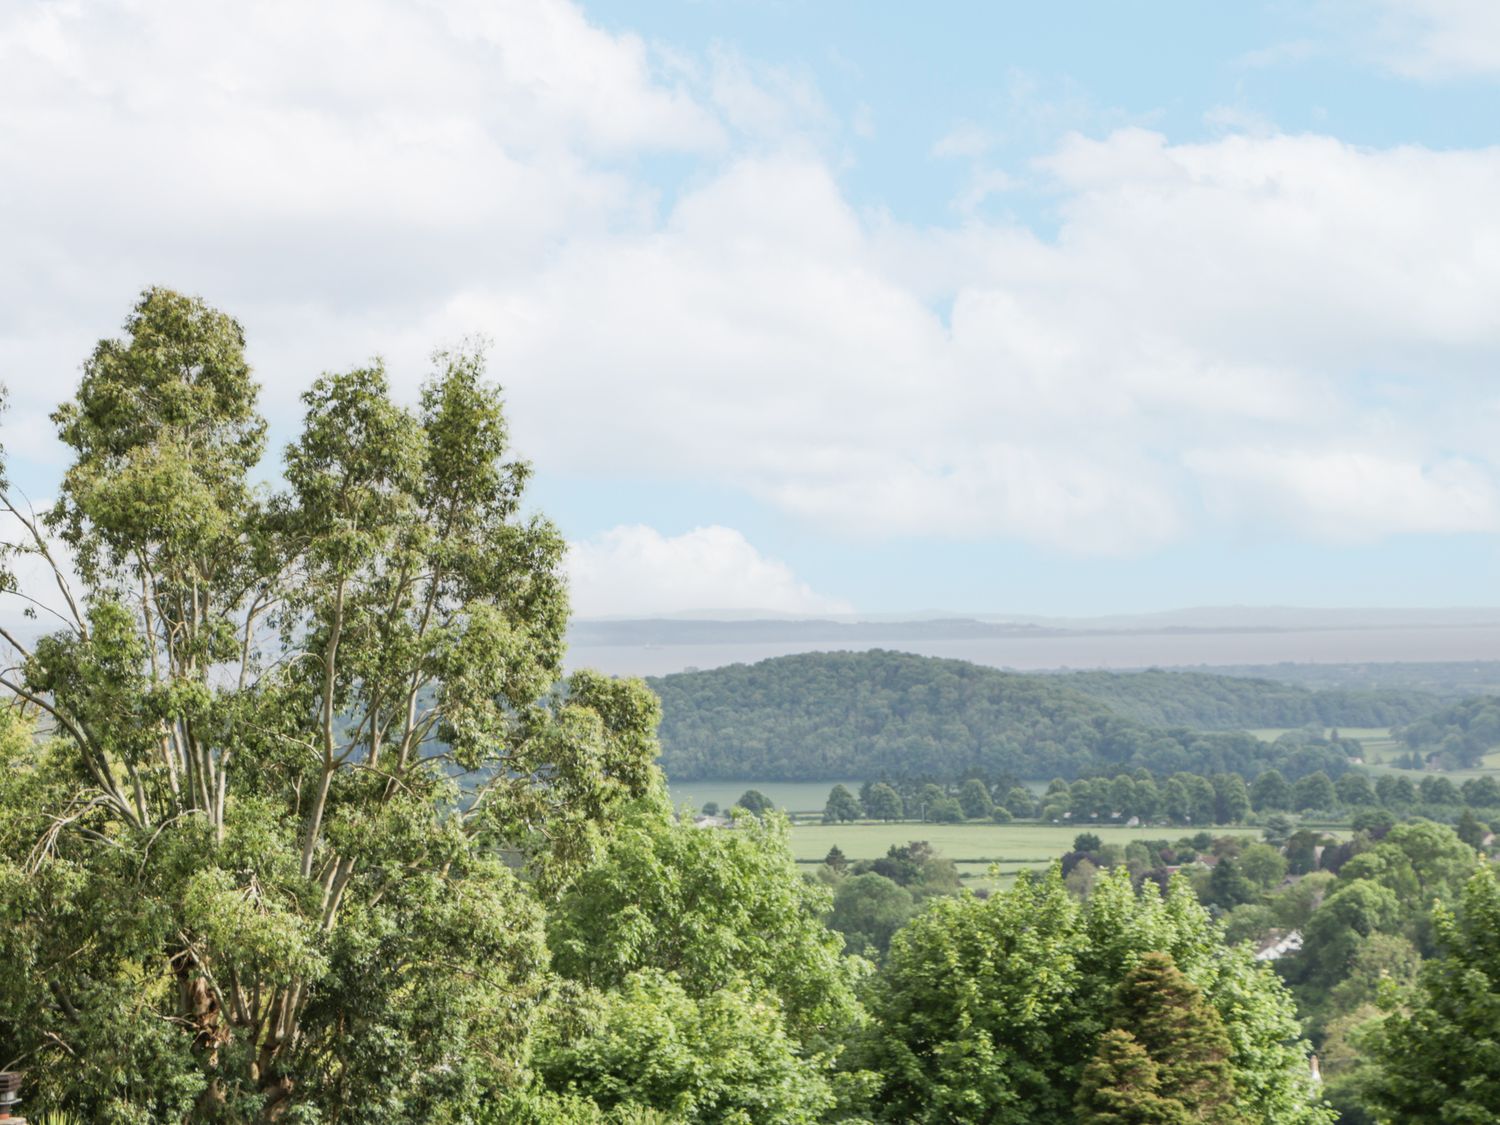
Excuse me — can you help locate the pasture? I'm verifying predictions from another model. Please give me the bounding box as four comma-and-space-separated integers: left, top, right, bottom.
667, 779, 861, 814
784, 821, 1263, 865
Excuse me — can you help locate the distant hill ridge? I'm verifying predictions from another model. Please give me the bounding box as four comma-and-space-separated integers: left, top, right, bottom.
648, 650, 1441, 782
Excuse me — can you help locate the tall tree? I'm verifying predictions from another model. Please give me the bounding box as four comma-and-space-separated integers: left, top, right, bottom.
1112, 953, 1239, 1122
1251, 770, 1292, 812
1077, 1029, 1193, 1125
864, 782, 903, 822
823, 783, 863, 823
957, 777, 993, 819
859, 867, 1330, 1124
1364, 866, 1500, 1121
0, 290, 662, 1121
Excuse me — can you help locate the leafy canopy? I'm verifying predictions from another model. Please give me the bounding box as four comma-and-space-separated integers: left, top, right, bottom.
0, 289, 662, 1122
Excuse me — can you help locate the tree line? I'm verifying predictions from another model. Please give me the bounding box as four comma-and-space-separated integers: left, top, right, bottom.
0, 290, 1492, 1122
812, 766, 1500, 827
651, 650, 1417, 782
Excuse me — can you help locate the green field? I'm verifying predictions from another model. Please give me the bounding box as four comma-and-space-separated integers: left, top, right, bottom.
786, 821, 1262, 863
668, 779, 862, 814
787, 821, 1269, 893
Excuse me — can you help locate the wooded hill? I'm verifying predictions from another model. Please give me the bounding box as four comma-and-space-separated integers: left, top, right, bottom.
650, 650, 1441, 781
1050, 668, 1435, 729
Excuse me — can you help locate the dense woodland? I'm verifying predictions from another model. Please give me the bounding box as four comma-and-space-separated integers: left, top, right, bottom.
651, 651, 1448, 782
1, 293, 1497, 1124
1048, 669, 1435, 730
1394, 695, 1500, 767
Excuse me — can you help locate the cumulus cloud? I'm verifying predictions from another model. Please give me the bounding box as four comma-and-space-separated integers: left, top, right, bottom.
566, 525, 851, 617
1362, 0, 1500, 77
470, 130, 1500, 549
1187, 449, 1500, 540
6, 0, 1500, 560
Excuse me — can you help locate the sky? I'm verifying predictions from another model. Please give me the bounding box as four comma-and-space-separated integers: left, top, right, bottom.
4, 0, 1500, 618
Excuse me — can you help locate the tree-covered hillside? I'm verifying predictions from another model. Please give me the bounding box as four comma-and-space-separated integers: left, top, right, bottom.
650, 650, 1407, 781
1053, 669, 1435, 729
1395, 696, 1500, 768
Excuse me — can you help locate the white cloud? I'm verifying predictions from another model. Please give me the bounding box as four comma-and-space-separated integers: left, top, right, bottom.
566, 525, 851, 617
1362, 0, 1500, 77
7, 1, 1500, 559
1187, 449, 1500, 540
460, 129, 1500, 549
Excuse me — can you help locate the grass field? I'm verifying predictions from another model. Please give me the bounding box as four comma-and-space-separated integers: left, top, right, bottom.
787, 821, 1269, 893
667, 779, 862, 814
785, 821, 1263, 864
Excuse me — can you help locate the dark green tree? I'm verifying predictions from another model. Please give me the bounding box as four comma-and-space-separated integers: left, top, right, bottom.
1002, 785, 1036, 818
1418, 775, 1459, 806
1076, 1029, 1193, 1125
1251, 770, 1292, 812
865, 782, 903, 822
926, 796, 964, 823
1207, 858, 1258, 909
958, 777, 994, 820
827, 872, 914, 957
1457, 808, 1489, 850
1293, 772, 1338, 812
823, 783, 863, 823
735, 788, 772, 816
1213, 773, 1252, 824
1335, 772, 1376, 807
1113, 952, 1239, 1122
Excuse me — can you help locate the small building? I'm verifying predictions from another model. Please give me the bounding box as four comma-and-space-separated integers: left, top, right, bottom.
1254, 930, 1304, 962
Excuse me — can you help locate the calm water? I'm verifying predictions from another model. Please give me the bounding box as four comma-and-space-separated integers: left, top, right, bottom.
565, 624, 1500, 678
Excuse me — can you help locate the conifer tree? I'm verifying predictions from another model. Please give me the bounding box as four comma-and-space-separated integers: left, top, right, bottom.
1077, 1029, 1194, 1125
1113, 952, 1240, 1123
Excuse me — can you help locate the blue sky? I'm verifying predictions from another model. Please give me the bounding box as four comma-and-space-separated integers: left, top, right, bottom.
4, 0, 1500, 616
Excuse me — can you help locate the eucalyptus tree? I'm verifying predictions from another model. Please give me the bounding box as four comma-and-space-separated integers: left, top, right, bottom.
0, 289, 661, 1121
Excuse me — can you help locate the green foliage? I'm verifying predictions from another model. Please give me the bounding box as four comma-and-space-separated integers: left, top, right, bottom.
547, 808, 862, 1046
535, 971, 835, 1124
1051, 669, 1435, 731
0, 291, 663, 1121
649, 652, 1374, 782
1365, 866, 1500, 1121
1112, 952, 1238, 1121
956, 777, 993, 819
925, 796, 963, 823
823, 784, 863, 823
1395, 696, 1500, 768
863, 783, 902, 822
736, 789, 772, 815
1250, 770, 1292, 812
827, 873, 914, 957
856, 866, 1330, 1123
1292, 771, 1337, 812
1076, 1029, 1194, 1125
850, 841, 960, 903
